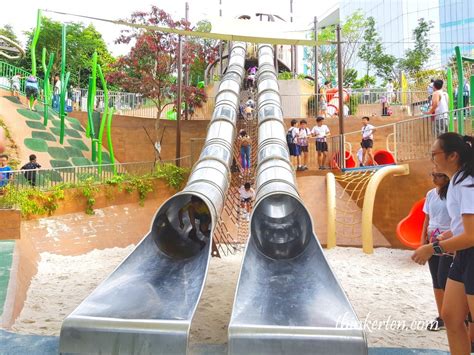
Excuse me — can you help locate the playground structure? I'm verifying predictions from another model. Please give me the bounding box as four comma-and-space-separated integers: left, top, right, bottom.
59, 41, 247, 354
396, 198, 425, 249
228, 44, 366, 354
2, 7, 474, 355
0, 10, 117, 174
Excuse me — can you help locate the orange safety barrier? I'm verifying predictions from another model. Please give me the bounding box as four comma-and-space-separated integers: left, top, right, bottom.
396, 198, 425, 249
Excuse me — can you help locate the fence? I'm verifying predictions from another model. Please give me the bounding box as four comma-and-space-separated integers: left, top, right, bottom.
328, 107, 473, 169
278, 89, 434, 119
0, 61, 44, 96
0, 157, 191, 194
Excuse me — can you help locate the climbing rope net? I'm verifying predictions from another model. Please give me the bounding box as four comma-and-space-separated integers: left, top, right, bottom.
333, 169, 376, 242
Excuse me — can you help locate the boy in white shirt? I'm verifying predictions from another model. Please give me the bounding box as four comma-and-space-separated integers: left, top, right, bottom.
239, 182, 255, 221
297, 119, 311, 171
361, 116, 376, 166
311, 116, 331, 169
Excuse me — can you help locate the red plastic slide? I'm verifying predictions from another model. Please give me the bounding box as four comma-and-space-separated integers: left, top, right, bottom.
373, 150, 396, 165
331, 151, 356, 169
396, 198, 426, 249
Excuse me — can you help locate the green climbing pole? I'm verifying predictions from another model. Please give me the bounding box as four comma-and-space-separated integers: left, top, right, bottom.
30, 10, 42, 108
30, 10, 41, 77
86, 52, 98, 161
454, 46, 474, 135
41, 48, 54, 126
96, 64, 109, 175
86, 52, 116, 174
447, 68, 454, 132
58, 24, 70, 144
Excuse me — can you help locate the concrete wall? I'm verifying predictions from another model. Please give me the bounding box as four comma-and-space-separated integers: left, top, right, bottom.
278, 79, 315, 118
0, 210, 20, 240
70, 112, 209, 164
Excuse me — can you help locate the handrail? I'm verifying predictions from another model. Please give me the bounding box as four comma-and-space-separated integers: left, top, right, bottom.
335, 106, 474, 137
326, 172, 336, 249
361, 164, 410, 253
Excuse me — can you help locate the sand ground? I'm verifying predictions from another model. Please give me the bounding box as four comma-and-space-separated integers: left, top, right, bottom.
9, 246, 448, 351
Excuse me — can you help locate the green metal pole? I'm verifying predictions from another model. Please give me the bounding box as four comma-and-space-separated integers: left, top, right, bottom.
31, 10, 42, 76
455, 46, 464, 134
30, 10, 42, 108
447, 68, 454, 132
41, 48, 54, 126
106, 107, 116, 175
87, 52, 98, 161
97, 64, 109, 175
470, 75, 474, 120
59, 24, 70, 144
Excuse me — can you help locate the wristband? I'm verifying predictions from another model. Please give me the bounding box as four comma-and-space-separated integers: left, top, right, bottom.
432, 241, 445, 255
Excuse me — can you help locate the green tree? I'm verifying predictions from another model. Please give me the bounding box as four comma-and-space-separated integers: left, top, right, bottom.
358, 16, 382, 83
399, 18, 434, 75
353, 74, 376, 89
188, 20, 218, 85
19, 17, 114, 87
309, 11, 367, 82
0, 24, 19, 43
373, 53, 399, 82
107, 6, 207, 136
343, 68, 358, 86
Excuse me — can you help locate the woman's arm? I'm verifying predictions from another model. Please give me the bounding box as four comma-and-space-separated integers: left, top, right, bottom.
437, 230, 453, 241
412, 214, 474, 264
439, 214, 474, 252
420, 214, 429, 245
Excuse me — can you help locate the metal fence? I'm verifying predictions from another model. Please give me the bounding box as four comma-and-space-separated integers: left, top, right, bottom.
327, 107, 473, 168
0, 61, 44, 96
279, 89, 431, 119
0, 156, 192, 192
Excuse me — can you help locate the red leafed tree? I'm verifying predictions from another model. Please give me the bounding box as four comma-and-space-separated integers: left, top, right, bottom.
107, 6, 210, 135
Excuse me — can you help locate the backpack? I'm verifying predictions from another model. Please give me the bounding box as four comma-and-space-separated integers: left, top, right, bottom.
286, 128, 294, 146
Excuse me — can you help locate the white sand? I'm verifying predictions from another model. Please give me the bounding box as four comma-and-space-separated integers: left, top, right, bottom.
11, 245, 136, 335
10, 246, 448, 350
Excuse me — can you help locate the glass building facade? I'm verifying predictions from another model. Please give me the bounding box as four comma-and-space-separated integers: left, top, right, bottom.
339, 0, 441, 71
439, 0, 474, 65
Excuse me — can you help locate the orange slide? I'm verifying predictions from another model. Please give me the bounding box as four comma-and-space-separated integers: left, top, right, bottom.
396, 198, 426, 249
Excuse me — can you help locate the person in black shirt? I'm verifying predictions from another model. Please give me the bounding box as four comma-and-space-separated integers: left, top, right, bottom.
21, 154, 41, 186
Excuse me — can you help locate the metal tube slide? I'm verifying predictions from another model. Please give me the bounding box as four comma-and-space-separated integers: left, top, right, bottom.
228, 44, 367, 355
59, 42, 247, 355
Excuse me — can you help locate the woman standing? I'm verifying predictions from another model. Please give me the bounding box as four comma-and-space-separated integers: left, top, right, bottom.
238, 130, 251, 175
421, 172, 452, 331
412, 133, 474, 354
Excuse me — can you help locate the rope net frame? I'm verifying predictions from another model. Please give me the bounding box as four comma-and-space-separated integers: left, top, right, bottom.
333, 169, 376, 242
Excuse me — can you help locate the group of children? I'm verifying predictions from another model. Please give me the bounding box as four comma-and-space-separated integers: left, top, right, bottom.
240, 96, 256, 120
10, 73, 40, 111
0, 154, 42, 192
286, 116, 379, 170
287, 117, 331, 171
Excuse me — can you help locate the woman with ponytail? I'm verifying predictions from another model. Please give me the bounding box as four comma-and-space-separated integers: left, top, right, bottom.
412, 133, 474, 354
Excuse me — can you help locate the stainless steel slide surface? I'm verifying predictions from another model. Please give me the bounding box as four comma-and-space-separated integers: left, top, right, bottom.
228, 44, 367, 354
60, 42, 247, 355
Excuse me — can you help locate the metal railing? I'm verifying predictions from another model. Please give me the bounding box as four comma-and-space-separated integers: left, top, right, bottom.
277, 90, 432, 119
0, 156, 192, 192
327, 107, 473, 168
0, 61, 44, 96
